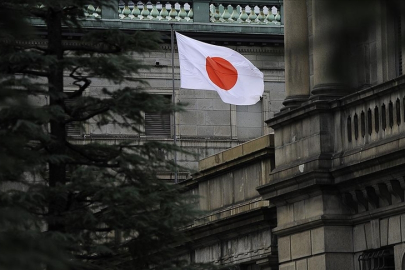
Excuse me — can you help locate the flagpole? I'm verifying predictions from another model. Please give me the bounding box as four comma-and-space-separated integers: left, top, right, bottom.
170, 23, 178, 184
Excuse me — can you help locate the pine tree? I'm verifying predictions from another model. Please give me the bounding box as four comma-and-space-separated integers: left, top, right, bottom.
0, 1, 198, 270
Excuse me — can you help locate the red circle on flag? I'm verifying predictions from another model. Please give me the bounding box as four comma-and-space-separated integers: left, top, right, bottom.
206, 57, 238, 91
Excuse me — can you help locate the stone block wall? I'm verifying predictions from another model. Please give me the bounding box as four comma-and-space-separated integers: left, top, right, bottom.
67, 43, 285, 172
181, 135, 277, 269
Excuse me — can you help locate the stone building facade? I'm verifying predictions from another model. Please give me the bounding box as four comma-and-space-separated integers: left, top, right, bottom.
50, 0, 287, 180
259, 0, 405, 269
179, 1, 405, 270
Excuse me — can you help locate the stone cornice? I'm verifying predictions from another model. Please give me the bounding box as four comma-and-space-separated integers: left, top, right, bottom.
266, 75, 405, 129
193, 135, 274, 181
257, 169, 335, 204
272, 203, 405, 237
183, 206, 276, 247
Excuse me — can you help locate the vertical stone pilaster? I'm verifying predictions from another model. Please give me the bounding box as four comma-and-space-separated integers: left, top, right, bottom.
283, 0, 310, 109
102, 1, 119, 19
192, 0, 210, 23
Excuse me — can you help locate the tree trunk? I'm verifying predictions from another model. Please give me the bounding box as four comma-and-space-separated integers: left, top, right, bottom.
46, 7, 67, 232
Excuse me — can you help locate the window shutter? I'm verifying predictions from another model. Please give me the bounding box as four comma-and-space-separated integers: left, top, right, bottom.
145, 112, 171, 137
64, 93, 82, 137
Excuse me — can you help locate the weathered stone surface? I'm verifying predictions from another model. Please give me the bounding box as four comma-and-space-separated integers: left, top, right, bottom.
277, 205, 294, 226
401, 214, 405, 242
388, 215, 401, 245
325, 253, 354, 270
291, 231, 311, 259
353, 224, 367, 252
278, 236, 291, 263
279, 262, 295, 270
295, 259, 308, 270
324, 226, 353, 252
380, 218, 389, 246
311, 227, 325, 255
308, 254, 326, 270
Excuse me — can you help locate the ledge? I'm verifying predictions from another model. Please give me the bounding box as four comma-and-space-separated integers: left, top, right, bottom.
196, 134, 274, 174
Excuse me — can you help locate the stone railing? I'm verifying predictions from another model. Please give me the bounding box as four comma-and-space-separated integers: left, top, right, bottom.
84, 4, 102, 18
83, 1, 283, 25
337, 76, 405, 154
210, 3, 281, 24
118, 1, 194, 21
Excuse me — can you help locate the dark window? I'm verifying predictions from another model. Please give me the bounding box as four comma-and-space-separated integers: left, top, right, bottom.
65, 93, 82, 137
145, 95, 171, 137
361, 111, 366, 137
389, 101, 394, 128
368, 109, 372, 135
358, 247, 395, 270
375, 106, 380, 133
354, 113, 359, 140
396, 98, 401, 125
347, 115, 352, 142
403, 97, 405, 122
382, 104, 387, 131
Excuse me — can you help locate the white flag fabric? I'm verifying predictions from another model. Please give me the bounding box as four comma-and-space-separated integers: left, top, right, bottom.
176, 32, 264, 105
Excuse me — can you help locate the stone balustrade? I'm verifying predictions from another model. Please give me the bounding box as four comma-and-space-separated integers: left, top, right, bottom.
118, 1, 194, 21
84, 4, 102, 18
339, 77, 405, 153
83, 1, 283, 25
210, 3, 281, 24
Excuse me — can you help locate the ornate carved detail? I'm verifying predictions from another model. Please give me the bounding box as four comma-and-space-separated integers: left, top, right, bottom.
342, 178, 405, 214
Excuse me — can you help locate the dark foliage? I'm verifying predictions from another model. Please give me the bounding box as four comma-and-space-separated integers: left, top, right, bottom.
0, 1, 202, 270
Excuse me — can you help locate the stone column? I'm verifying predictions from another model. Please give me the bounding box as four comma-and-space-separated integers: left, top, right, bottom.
282, 0, 310, 109
311, 0, 351, 98
102, 1, 119, 19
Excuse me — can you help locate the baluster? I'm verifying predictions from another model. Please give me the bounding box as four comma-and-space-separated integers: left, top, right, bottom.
156, 1, 162, 19
178, 5, 187, 22
95, 6, 102, 18
275, 10, 281, 24
140, 5, 150, 20
159, 3, 169, 20
127, 1, 135, 19
174, 2, 181, 21
266, 6, 276, 24
221, 5, 232, 23
118, 0, 124, 16
257, 6, 265, 24
230, 5, 240, 22
183, 3, 191, 22
168, 3, 177, 21
150, 4, 159, 20
239, 6, 248, 23
248, 5, 257, 23
146, 1, 154, 19
122, 5, 131, 19
188, 8, 193, 21
214, 5, 221, 22
88, 4, 95, 17
209, 4, 215, 22
131, 3, 141, 19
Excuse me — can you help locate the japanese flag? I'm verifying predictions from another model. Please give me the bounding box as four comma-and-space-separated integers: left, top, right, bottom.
176, 32, 264, 105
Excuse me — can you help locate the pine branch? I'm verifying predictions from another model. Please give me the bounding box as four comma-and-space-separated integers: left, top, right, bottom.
63, 44, 121, 54
19, 69, 49, 77
65, 106, 110, 123
65, 142, 121, 164
66, 161, 120, 168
